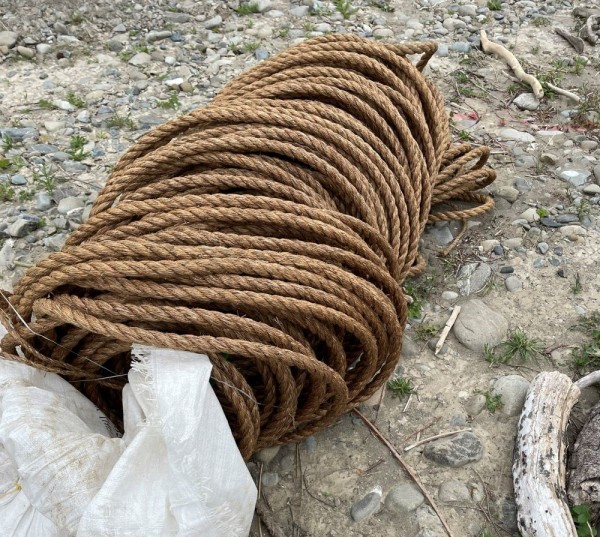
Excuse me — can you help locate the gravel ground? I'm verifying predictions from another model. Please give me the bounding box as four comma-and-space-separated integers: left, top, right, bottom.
1, 0, 600, 536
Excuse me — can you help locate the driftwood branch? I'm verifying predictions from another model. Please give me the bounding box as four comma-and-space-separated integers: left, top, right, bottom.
554, 27, 585, 54
435, 306, 461, 355
480, 29, 544, 99
568, 401, 600, 506
585, 15, 600, 45
547, 83, 581, 103
513, 371, 580, 536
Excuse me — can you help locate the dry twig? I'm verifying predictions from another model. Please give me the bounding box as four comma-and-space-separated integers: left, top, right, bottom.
435, 306, 461, 355
404, 428, 472, 452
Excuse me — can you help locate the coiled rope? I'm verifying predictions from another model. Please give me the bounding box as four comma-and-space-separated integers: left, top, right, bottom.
0, 35, 495, 459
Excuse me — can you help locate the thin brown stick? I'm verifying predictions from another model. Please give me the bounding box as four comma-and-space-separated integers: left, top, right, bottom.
435, 306, 461, 355
439, 219, 467, 257
255, 501, 287, 537
400, 417, 439, 443
404, 428, 472, 452
303, 470, 336, 508
353, 409, 456, 537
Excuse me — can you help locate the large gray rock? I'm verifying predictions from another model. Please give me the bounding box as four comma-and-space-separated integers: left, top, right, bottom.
6, 216, 39, 238
559, 169, 591, 187
0, 31, 18, 47
384, 483, 424, 515
128, 52, 151, 66
423, 432, 483, 467
492, 375, 530, 416
351, 487, 382, 522
453, 299, 508, 352
513, 93, 540, 111
456, 263, 491, 296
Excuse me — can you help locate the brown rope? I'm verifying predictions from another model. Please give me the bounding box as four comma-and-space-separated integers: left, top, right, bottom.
0, 35, 495, 459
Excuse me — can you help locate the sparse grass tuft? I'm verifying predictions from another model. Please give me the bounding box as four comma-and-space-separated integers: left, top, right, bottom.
531, 16, 551, 27
387, 376, 414, 399
572, 273, 583, 295
487, 0, 501, 10
484, 329, 543, 365
571, 504, 598, 537
413, 323, 440, 342
106, 113, 136, 130
38, 99, 58, 110
67, 135, 89, 161
243, 41, 260, 52
536, 207, 548, 218
32, 162, 57, 194
0, 158, 11, 170
156, 93, 180, 110
335, 0, 358, 19
571, 312, 600, 375
369, 0, 395, 12
66, 91, 85, 109
0, 183, 15, 202
1, 134, 14, 152
236, 2, 259, 15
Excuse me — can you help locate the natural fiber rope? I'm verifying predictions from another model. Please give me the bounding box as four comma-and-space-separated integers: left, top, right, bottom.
0, 35, 495, 459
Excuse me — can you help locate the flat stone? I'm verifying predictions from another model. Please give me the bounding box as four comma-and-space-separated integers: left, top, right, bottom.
164, 12, 192, 23
513, 93, 540, 111
261, 472, 279, 487
255, 445, 281, 465
456, 262, 491, 296
498, 128, 534, 143
540, 152, 559, 165
423, 432, 483, 467
560, 225, 587, 237
256, 0, 272, 13
290, 5, 310, 16
10, 174, 26, 186
481, 239, 500, 253
129, 52, 151, 66
540, 217, 560, 228
204, 15, 222, 29
428, 222, 453, 246
438, 480, 471, 502
520, 207, 539, 222
0, 127, 37, 142
31, 143, 58, 154
415, 505, 447, 537
454, 299, 508, 352
495, 185, 519, 203
0, 31, 18, 48
36, 43, 52, 55
6, 216, 39, 238
373, 28, 394, 38
514, 178, 532, 192
17, 46, 34, 59
583, 184, 600, 195
385, 483, 424, 515
464, 393, 486, 416
559, 169, 591, 187
165, 77, 184, 87
44, 121, 65, 133
556, 214, 579, 224
594, 164, 600, 182
441, 291, 459, 302
35, 191, 53, 211
57, 196, 85, 214
492, 375, 530, 416
443, 18, 466, 31
505, 276, 522, 292
504, 238, 523, 249
351, 487, 382, 522
450, 41, 471, 53
581, 140, 598, 151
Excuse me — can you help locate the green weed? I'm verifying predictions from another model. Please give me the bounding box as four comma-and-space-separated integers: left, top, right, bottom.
236, 2, 259, 14
387, 376, 414, 399
0, 182, 15, 202
335, 0, 358, 19
484, 329, 543, 365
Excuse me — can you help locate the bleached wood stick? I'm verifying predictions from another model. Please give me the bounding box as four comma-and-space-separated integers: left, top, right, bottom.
435, 306, 461, 355
480, 30, 544, 99
404, 427, 472, 452
546, 83, 581, 103
513, 371, 579, 536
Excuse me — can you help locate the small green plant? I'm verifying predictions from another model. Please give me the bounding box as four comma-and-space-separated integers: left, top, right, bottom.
572, 273, 583, 295
156, 93, 180, 110
458, 130, 472, 141
278, 25, 290, 38
571, 504, 598, 537
0, 182, 15, 202
106, 113, 136, 130
70, 12, 83, 24
571, 312, 600, 375
487, 0, 501, 10
10, 155, 26, 171
387, 376, 414, 398
536, 207, 548, 218
18, 190, 34, 202
413, 323, 440, 342
67, 135, 89, 161
38, 99, 58, 110
369, 0, 395, 12
303, 21, 315, 33
32, 162, 57, 194
236, 2, 259, 14
0, 158, 11, 170
335, 0, 358, 19
484, 329, 543, 365
1, 134, 14, 152
243, 41, 260, 52
480, 390, 503, 414
66, 91, 85, 109
36, 217, 47, 229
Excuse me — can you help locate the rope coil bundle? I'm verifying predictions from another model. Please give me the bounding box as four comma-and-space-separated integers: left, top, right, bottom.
1, 35, 495, 459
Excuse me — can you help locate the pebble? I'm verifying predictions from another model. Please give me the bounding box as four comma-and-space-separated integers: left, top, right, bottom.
559, 169, 591, 187
256, 0, 272, 12
129, 52, 152, 66
499, 266, 514, 274
438, 480, 471, 502
513, 93, 539, 111
0, 127, 37, 142
385, 483, 424, 514
44, 121, 65, 133
583, 184, 600, 195
6, 216, 39, 238
537, 242, 549, 254
503, 238, 523, 249
443, 18, 466, 31
450, 41, 471, 53
351, 487, 382, 522
481, 239, 500, 253
441, 291, 458, 302
17, 46, 34, 59
505, 276, 522, 292
493, 244, 504, 256
290, 6, 310, 16
520, 207, 539, 223
146, 30, 172, 43
498, 128, 534, 143
0, 31, 18, 48
423, 431, 483, 467
556, 214, 579, 224
261, 472, 279, 487
373, 28, 394, 38
495, 185, 519, 203
492, 375, 530, 417
436, 44, 449, 57
540, 152, 559, 166
255, 445, 280, 465
204, 15, 222, 29
514, 177, 532, 192
464, 393, 486, 416
428, 222, 453, 246
35, 191, 53, 211
57, 196, 85, 214
456, 262, 491, 296
581, 140, 598, 151
454, 299, 508, 352
10, 174, 27, 185
560, 225, 587, 237
594, 164, 600, 182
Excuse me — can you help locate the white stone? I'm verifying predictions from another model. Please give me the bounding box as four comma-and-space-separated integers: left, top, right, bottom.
498, 128, 535, 143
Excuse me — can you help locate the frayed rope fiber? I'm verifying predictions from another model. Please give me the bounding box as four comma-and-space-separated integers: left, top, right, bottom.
1, 35, 495, 459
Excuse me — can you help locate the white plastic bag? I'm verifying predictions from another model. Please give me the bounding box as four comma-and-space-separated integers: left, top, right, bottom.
0, 341, 257, 537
